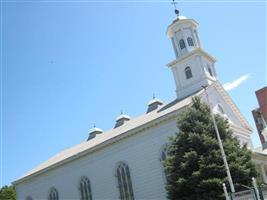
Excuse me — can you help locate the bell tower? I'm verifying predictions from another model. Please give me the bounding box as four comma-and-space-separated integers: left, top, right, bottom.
167, 15, 217, 100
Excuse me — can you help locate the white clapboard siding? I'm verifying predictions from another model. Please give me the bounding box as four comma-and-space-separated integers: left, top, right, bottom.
16, 120, 178, 200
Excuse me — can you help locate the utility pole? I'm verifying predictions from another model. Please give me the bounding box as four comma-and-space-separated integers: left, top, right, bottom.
202, 86, 236, 193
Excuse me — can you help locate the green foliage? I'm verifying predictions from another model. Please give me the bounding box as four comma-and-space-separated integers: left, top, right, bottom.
164, 97, 257, 200
0, 185, 16, 200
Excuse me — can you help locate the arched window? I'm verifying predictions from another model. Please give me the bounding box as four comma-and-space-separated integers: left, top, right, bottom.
26, 196, 33, 200
48, 187, 59, 200
160, 145, 169, 180
187, 37, 194, 46
116, 162, 134, 200
79, 176, 93, 200
161, 150, 167, 162
185, 67, 193, 79
179, 39, 186, 49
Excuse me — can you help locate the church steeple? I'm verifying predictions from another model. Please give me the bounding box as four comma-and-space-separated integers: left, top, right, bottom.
167, 16, 217, 100
167, 16, 201, 58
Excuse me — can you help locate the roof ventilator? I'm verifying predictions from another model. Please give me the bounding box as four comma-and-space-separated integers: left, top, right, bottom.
147, 98, 163, 113
114, 114, 131, 128
87, 127, 103, 141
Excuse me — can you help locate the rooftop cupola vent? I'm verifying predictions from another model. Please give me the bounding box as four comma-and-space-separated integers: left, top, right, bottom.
87, 127, 103, 141
147, 98, 163, 113
114, 114, 131, 128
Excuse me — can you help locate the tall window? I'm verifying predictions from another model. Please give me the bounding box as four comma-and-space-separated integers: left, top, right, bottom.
160, 145, 169, 180
257, 117, 264, 129
161, 150, 167, 162
187, 37, 194, 46
79, 176, 93, 200
185, 67, 193, 79
48, 187, 58, 200
116, 162, 134, 200
179, 39, 186, 49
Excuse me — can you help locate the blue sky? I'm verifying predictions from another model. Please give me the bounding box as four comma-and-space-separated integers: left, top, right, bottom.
1, 1, 266, 187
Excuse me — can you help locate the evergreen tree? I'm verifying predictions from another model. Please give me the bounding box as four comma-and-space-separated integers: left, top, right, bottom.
0, 185, 16, 200
164, 97, 257, 200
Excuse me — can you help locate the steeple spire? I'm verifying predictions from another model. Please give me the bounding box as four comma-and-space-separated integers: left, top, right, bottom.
171, 0, 179, 18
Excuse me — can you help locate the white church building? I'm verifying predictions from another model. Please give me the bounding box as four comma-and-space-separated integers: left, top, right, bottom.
14, 14, 267, 200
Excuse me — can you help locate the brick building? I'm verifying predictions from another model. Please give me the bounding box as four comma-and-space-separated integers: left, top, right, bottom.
252, 86, 267, 149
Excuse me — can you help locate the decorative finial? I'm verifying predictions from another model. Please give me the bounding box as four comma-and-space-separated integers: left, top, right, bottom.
152, 93, 155, 99
171, 0, 179, 18
120, 110, 123, 115
93, 123, 96, 128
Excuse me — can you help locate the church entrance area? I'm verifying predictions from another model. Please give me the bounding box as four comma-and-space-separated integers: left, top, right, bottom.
230, 189, 257, 200
229, 185, 267, 200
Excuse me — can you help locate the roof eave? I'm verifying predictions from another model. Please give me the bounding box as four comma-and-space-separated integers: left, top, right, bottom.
13, 101, 191, 185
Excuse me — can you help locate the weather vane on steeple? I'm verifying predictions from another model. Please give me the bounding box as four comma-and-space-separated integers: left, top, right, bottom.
171, 0, 179, 17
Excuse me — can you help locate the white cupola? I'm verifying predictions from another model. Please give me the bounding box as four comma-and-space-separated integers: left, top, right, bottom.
167, 16, 200, 58
87, 127, 103, 141
114, 114, 131, 128
167, 15, 217, 100
147, 97, 163, 113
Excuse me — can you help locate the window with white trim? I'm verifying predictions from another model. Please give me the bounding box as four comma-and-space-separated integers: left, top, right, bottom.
79, 176, 93, 200
179, 39, 186, 49
116, 162, 134, 200
185, 66, 193, 79
161, 150, 167, 162
187, 37, 194, 46
160, 145, 169, 180
48, 187, 58, 200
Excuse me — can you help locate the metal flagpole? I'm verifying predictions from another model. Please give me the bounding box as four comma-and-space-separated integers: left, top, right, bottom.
202, 86, 236, 193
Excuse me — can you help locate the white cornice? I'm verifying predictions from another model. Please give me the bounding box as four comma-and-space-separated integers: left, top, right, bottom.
230, 123, 252, 136
252, 151, 267, 162
166, 48, 216, 68
197, 82, 253, 134
213, 82, 253, 131
167, 18, 199, 38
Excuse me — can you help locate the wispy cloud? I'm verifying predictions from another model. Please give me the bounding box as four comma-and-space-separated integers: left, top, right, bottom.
223, 74, 250, 91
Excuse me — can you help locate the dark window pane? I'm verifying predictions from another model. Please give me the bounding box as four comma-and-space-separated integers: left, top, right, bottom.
185, 67, 193, 79
187, 37, 194, 46
179, 39, 186, 49
116, 163, 134, 200
80, 177, 92, 200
